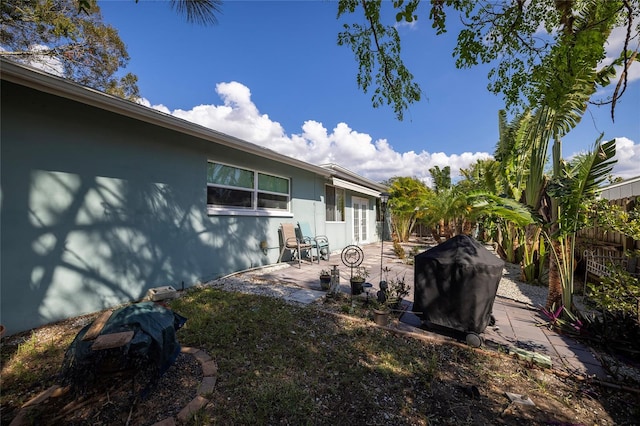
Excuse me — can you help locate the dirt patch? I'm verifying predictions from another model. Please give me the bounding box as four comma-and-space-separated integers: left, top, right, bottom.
1, 312, 203, 426
15, 353, 201, 425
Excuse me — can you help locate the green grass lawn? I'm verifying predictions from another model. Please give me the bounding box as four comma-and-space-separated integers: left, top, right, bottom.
2, 287, 638, 425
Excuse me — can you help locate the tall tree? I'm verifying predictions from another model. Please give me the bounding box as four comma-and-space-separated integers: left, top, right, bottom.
78, 0, 223, 26
1, 0, 139, 100
338, 0, 638, 120
474, 1, 623, 310
531, 0, 622, 310
337, 0, 421, 121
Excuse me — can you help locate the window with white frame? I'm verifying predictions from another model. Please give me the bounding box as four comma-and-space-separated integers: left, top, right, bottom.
325, 185, 345, 221
207, 162, 290, 211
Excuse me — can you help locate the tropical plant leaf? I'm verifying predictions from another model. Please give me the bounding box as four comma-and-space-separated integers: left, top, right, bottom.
555, 137, 617, 234
468, 192, 539, 228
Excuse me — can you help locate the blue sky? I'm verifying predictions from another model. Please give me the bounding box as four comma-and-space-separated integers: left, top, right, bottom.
99, 0, 640, 183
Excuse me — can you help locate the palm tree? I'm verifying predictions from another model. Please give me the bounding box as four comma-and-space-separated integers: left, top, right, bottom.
424, 187, 469, 240
426, 165, 471, 239
428, 165, 452, 194
458, 159, 501, 241
387, 177, 432, 242
77, 0, 223, 25
169, 0, 223, 25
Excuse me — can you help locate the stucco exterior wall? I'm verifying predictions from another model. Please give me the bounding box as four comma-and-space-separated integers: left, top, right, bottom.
0, 82, 331, 334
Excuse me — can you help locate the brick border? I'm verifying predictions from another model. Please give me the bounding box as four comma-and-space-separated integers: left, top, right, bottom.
8, 346, 217, 426
170, 346, 217, 424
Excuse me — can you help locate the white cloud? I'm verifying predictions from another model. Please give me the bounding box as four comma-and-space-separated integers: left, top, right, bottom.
146, 81, 492, 185
612, 137, 640, 180
143, 80, 639, 186
395, 20, 418, 30
138, 98, 171, 114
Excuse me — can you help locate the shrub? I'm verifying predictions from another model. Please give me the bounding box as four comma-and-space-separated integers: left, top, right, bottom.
585, 262, 640, 361
393, 240, 405, 259
587, 263, 640, 320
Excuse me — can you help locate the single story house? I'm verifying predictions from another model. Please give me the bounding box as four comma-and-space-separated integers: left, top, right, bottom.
1, 59, 387, 335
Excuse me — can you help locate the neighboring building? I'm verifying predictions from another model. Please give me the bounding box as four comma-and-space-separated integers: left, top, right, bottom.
578, 175, 640, 256
1, 59, 387, 335
598, 175, 640, 201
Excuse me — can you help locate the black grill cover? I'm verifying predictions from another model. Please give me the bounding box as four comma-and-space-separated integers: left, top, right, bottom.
414, 235, 504, 334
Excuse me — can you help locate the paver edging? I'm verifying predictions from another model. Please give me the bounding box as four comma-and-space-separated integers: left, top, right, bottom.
153, 346, 217, 425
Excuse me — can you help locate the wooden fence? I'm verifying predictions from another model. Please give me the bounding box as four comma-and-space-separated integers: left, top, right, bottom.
577, 196, 640, 277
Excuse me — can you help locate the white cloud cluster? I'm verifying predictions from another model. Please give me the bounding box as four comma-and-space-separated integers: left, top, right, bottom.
612, 137, 640, 180
143, 81, 494, 184
142, 81, 638, 185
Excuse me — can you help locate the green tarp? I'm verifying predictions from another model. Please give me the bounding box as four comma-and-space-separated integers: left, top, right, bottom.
61, 302, 186, 390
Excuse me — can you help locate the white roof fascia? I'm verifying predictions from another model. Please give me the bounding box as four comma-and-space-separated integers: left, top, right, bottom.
321, 163, 387, 193
332, 177, 382, 198
596, 175, 640, 192
1, 59, 332, 178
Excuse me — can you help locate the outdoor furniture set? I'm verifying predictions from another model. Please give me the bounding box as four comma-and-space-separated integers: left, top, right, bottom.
277, 222, 330, 268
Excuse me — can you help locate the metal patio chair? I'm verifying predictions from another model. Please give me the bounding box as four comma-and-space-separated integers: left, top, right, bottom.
277, 223, 313, 268
297, 221, 330, 263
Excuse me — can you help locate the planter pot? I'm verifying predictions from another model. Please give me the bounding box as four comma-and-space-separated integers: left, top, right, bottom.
373, 309, 390, 326
350, 279, 365, 295
320, 276, 331, 291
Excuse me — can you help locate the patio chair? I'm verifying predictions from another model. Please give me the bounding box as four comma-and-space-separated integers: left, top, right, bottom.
277, 223, 313, 268
297, 221, 330, 263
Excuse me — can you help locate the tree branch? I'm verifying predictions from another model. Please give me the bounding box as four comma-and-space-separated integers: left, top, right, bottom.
610, 0, 636, 121
361, 0, 396, 92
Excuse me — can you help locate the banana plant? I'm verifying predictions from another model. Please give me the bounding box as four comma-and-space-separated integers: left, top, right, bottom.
494, 109, 542, 275
525, 0, 622, 311
545, 137, 617, 311
522, 227, 547, 285
469, 193, 537, 228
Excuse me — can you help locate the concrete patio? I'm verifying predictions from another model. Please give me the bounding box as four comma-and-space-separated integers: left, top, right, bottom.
232, 240, 609, 380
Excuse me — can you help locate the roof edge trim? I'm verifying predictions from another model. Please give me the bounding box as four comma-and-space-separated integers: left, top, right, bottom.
332, 178, 382, 198
1, 59, 332, 178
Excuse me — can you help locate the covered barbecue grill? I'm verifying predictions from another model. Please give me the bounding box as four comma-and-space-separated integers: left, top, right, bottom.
413, 235, 504, 346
